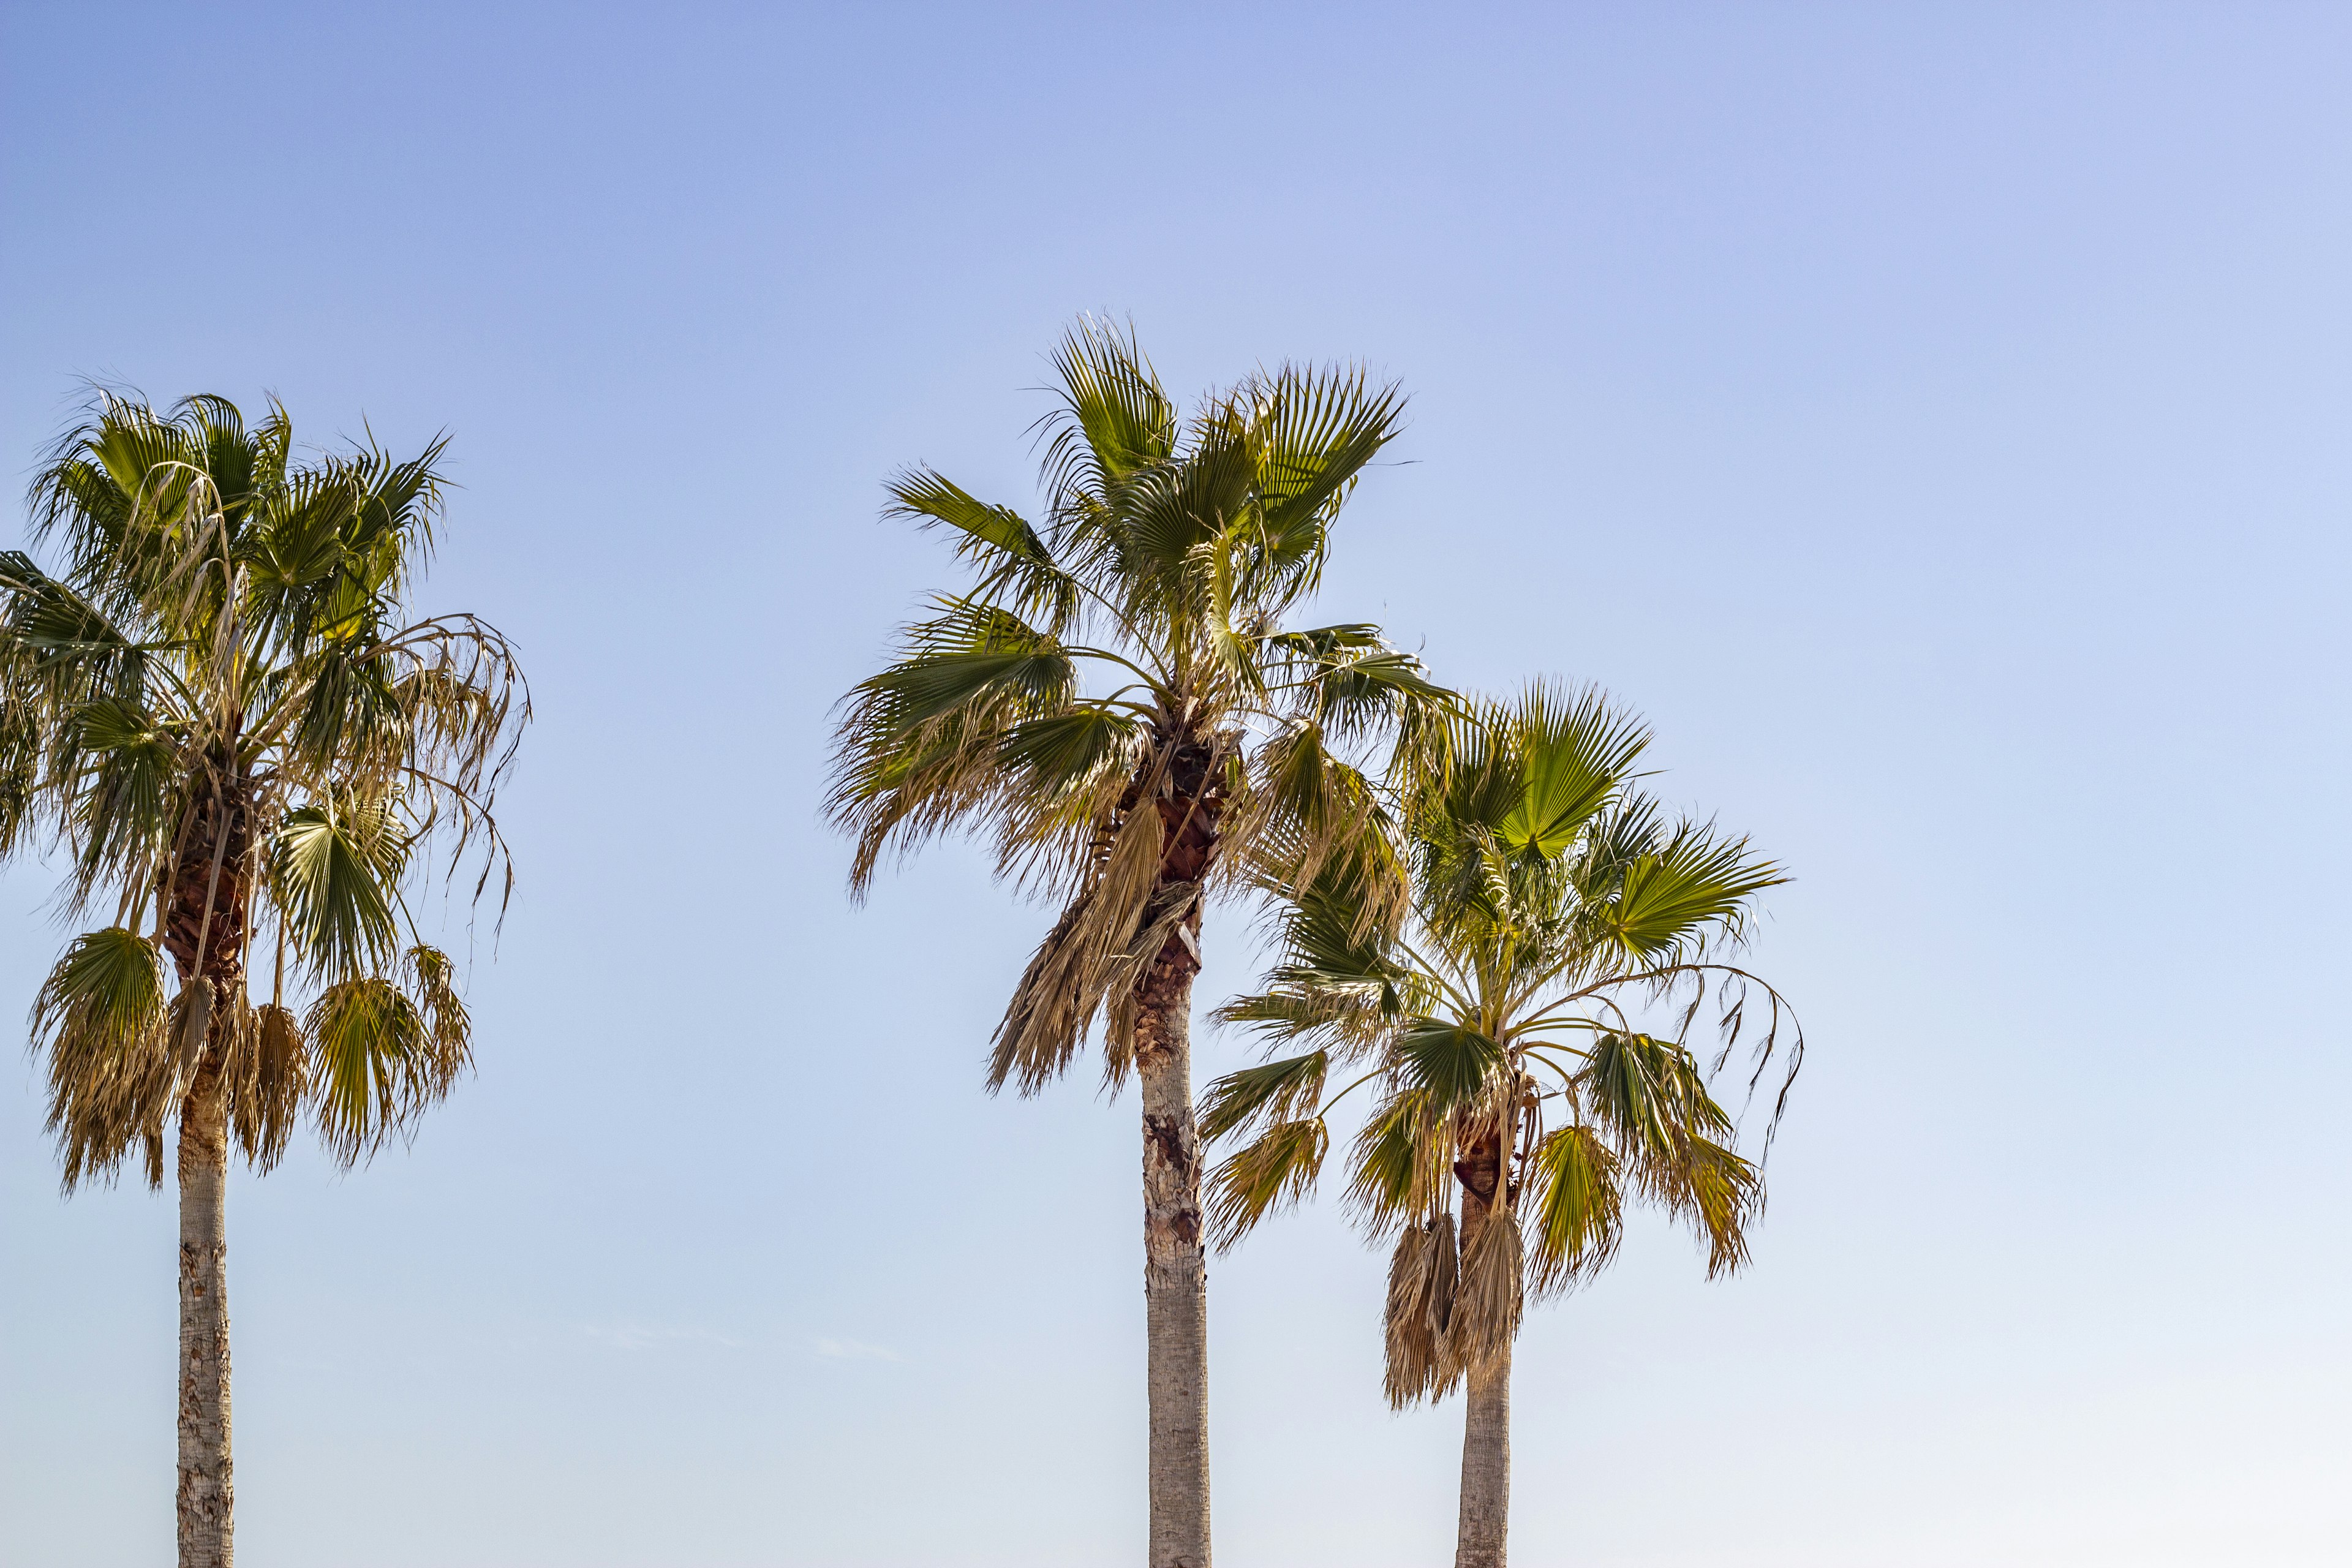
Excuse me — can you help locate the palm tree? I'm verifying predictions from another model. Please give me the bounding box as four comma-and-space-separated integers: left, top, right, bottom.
1200, 685, 1800, 1568
827, 320, 1447, 1567
0, 393, 527, 1568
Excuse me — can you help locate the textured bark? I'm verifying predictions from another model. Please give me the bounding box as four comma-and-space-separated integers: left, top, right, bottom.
166, 771, 247, 1568
162, 778, 252, 987
177, 1060, 233, 1568
1453, 1126, 1510, 1568
1455, 1343, 1513, 1568
1136, 922, 1210, 1568
1129, 725, 1220, 1568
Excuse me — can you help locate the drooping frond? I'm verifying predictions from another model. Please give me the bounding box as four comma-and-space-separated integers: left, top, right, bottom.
1204, 1118, 1328, 1248
1446, 1208, 1526, 1377
305, 945, 471, 1167
1383, 1213, 1461, 1408
270, 793, 410, 981
225, 1001, 307, 1174
1344, 1086, 1452, 1234
1521, 1124, 1624, 1298
29, 928, 173, 1190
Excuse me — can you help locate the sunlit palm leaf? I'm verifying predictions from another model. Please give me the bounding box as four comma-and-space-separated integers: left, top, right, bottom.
30, 927, 173, 1189
1199, 1051, 1329, 1141
1205, 1118, 1328, 1248
1522, 1125, 1624, 1298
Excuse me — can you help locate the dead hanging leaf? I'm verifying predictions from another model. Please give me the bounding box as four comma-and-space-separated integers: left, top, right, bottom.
1444, 1207, 1525, 1377
173, 981, 214, 1080
1384, 1213, 1462, 1408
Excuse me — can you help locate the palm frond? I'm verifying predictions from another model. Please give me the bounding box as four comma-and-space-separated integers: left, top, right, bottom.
1038, 315, 1177, 506
1344, 1086, 1451, 1233
1246, 361, 1407, 579
1383, 1213, 1460, 1408
1521, 1124, 1624, 1298
1199, 1050, 1329, 1141
1444, 1207, 1525, 1376
1390, 1019, 1506, 1118
1205, 1118, 1327, 1248
1659, 1134, 1760, 1278
886, 468, 1077, 631
305, 952, 470, 1167
1577, 1031, 1730, 1164
29, 927, 173, 1190
1595, 824, 1785, 961
224, 1000, 307, 1173
1494, 682, 1648, 861
269, 793, 409, 979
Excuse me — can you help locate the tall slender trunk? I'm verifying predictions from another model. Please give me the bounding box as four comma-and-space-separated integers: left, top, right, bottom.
1453, 1126, 1510, 1568
1128, 723, 1220, 1568
1455, 1345, 1512, 1568
164, 771, 248, 1568
1135, 932, 1210, 1568
177, 1049, 233, 1568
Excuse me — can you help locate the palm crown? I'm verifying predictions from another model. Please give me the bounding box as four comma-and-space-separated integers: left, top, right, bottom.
828, 320, 1448, 1090
0, 393, 526, 1186
1202, 684, 1800, 1401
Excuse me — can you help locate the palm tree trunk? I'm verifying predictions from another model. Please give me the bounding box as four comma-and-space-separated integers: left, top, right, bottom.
1455, 1344, 1512, 1568
163, 777, 249, 1568
176, 1055, 233, 1568
1135, 921, 1210, 1568
1453, 1128, 1509, 1568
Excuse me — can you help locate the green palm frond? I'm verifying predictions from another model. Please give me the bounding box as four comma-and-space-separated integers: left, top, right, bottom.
886, 469, 1076, 630
1522, 1125, 1624, 1298
270, 793, 410, 979
306, 949, 471, 1167
1345, 1086, 1451, 1232
1391, 1019, 1506, 1117
1205, 1118, 1328, 1248
1494, 682, 1648, 861
1594, 824, 1785, 960
1248, 361, 1406, 554
1578, 1031, 1731, 1163
1038, 316, 1178, 505
30, 927, 173, 1190
1198, 1050, 1329, 1141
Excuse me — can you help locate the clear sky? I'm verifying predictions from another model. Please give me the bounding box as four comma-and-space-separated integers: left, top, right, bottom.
4, 4, 2348, 1565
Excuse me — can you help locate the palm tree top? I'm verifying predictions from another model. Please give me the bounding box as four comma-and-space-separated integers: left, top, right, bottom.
827, 319, 1452, 1095
2, 390, 528, 1187
1203, 682, 1802, 1398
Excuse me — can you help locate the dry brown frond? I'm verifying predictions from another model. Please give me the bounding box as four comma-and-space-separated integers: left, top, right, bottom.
1444, 1207, 1526, 1379
1383, 1212, 1463, 1408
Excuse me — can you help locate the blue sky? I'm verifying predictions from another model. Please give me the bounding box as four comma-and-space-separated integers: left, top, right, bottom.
4, 4, 2349, 1564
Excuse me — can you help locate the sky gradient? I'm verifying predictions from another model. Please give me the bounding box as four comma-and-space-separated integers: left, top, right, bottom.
4, 4, 2350, 1565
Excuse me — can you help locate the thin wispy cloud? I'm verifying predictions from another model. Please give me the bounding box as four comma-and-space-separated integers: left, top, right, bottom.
813, 1336, 907, 1363
581, 1321, 741, 1352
